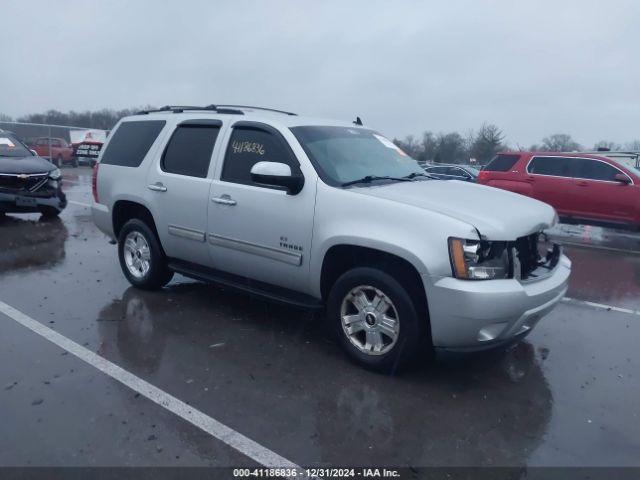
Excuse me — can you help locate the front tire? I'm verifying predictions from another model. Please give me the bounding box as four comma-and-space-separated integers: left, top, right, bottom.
327, 267, 427, 372
118, 219, 173, 290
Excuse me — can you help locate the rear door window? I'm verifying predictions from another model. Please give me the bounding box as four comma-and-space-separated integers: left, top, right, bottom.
161, 125, 220, 178
221, 126, 300, 187
101, 120, 166, 167
484, 154, 520, 172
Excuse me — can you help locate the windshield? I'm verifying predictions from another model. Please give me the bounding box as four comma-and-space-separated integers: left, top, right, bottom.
0, 134, 32, 157
291, 126, 425, 186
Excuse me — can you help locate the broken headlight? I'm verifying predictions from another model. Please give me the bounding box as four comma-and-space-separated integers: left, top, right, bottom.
48, 168, 61, 180
448, 238, 511, 280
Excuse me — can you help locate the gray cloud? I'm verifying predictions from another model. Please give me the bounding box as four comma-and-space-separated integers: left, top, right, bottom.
1, 0, 638, 146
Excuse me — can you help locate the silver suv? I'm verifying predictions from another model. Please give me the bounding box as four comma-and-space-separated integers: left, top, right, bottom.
92, 105, 571, 371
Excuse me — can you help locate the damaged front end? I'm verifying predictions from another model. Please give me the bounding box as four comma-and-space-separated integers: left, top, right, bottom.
448, 231, 561, 282
0, 171, 67, 215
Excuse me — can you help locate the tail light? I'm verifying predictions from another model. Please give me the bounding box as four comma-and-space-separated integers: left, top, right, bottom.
478, 171, 489, 183
92, 163, 99, 203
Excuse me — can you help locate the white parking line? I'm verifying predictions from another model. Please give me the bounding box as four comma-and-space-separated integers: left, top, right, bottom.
562, 297, 640, 316
68, 200, 91, 208
0, 300, 302, 471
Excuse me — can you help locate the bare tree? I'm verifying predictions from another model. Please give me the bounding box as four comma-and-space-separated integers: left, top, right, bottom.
0, 113, 13, 122
624, 140, 640, 151
535, 134, 582, 152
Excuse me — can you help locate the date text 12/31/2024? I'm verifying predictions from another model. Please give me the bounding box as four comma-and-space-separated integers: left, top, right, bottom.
232, 468, 401, 478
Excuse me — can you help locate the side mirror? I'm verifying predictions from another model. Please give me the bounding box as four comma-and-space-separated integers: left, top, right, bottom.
250, 161, 304, 195
614, 173, 631, 184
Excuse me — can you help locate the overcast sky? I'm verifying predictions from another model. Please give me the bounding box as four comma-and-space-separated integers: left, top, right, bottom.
1, 0, 638, 147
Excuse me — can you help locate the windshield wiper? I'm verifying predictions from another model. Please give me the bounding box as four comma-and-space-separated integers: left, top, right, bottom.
402, 172, 432, 180
341, 175, 413, 187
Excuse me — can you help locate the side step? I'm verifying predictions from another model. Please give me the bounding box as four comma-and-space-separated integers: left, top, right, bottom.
167, 259, 324, 310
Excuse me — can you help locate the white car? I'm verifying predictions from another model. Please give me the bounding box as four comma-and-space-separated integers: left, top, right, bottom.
92, 105, 571, 371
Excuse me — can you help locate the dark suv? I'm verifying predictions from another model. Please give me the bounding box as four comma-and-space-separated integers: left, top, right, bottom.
0, 131, 67, 218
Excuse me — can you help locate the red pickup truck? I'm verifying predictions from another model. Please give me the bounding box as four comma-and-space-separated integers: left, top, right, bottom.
30, 137, 77, 167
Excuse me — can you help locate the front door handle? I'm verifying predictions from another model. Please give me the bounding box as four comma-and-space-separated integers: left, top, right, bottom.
148, 182, 167, 192
212, 194, 237, 206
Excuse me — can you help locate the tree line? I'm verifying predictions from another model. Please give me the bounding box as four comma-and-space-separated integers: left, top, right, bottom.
393, 127, 640, 165
1, 110, 638, 164
0, 108, 154, 131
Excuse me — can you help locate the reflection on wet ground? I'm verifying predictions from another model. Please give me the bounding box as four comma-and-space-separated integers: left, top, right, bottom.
0, 168, 639, 467
95, 285, 552, 466
0, 216, 68, 271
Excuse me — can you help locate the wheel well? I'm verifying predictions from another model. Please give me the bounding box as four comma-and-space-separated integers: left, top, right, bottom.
320, 245, 429, 319
112, 201, 160, 243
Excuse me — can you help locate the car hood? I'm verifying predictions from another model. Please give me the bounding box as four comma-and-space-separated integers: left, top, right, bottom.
351, 180, 557, 240
0, 156, 55, 175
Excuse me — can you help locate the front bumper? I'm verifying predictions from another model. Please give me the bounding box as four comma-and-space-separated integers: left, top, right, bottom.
425, 254, 571, 351
0, 185, 67, 214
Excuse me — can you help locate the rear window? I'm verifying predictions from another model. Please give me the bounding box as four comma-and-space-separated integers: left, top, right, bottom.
161, 125, 220, 178
484, 154, 520, 172
101, 121, 166, 167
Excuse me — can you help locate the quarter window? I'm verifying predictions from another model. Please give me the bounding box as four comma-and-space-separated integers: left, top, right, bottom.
161, 125, 220, 178
221, 127, 299, 187
101, 121, 166, 168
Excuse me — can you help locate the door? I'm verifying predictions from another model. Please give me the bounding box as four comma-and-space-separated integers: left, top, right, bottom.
146, 119, 223, 265
526, 156, 581, 215
207, 122, 316, 293
571, 158, 636, 222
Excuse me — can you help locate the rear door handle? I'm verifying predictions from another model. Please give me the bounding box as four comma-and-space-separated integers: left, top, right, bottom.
211, 194, 237, 206
148, 182, 167, 192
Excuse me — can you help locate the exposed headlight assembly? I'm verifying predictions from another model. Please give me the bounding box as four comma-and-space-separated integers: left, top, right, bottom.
48, 168, 61, 180
448, 238, 511, 280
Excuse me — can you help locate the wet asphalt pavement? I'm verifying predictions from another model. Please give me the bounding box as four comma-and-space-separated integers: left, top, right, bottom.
0, 168, 639, 469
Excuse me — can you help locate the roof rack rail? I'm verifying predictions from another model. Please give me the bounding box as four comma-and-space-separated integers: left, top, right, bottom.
135, 105, 244, 115
216, 105, 297, 116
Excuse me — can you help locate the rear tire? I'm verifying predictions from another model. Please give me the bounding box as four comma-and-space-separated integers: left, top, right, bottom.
327, 267, 427, 372
118, 219, 173, 290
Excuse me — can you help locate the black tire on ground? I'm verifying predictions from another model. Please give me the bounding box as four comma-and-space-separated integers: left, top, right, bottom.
40, 207, 61, 218
327, 267, 429, 372
118, 218, 174, 290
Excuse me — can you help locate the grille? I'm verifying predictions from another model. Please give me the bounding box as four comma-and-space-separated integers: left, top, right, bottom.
515, 232, 560, 280
0, 174, 48, 192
